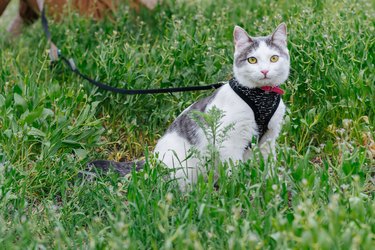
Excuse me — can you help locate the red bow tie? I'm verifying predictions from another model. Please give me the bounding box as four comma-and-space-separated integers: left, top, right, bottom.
260, 86, 285, 95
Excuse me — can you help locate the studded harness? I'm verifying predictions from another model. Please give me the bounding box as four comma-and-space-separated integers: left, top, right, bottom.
229, 78, 282, 145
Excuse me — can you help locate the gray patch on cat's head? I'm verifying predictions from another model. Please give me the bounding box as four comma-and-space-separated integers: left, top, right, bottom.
234, 23, 289, 68
234, 36, 289, 68
167, 90, 219, 145
264, 36, 289, 59
235, 39, 260, 67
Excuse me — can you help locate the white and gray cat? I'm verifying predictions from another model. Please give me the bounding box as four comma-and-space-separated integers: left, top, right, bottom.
90, 23, 289, 190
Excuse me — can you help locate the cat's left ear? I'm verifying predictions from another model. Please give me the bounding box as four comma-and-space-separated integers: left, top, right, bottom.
271, 23, 287, 47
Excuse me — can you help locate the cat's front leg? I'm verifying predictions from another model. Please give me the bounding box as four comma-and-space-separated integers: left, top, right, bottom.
218, 139, 248, 177
259, 136, 277, 162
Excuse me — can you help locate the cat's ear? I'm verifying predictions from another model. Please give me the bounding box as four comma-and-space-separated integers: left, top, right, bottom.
234, 26, 253, 49
271, 23, 287, 46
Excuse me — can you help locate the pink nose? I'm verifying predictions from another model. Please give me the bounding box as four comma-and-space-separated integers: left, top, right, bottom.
261, 70, 269, 76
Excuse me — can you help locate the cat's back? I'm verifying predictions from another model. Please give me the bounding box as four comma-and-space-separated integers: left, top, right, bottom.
154, 82, 260, 173
167, 83, 254, 134
157, 83, 255, 146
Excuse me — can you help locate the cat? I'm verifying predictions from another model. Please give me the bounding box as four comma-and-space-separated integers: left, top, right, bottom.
89, 23, 289, 191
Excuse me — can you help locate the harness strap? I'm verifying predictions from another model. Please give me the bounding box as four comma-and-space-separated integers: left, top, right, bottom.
229, 78, 281, 143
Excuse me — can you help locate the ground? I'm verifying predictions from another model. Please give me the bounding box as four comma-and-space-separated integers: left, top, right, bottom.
0, 0, 374, 249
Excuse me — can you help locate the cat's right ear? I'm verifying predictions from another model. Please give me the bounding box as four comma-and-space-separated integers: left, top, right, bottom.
234, 26, 253, 49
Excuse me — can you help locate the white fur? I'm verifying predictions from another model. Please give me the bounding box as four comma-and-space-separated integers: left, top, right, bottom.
154, 83, 286, 191
154, 84, 259, 190
153, 24, 289, 190
234, 42, 289, 88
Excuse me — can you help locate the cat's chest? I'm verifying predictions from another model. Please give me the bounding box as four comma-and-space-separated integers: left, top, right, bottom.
207, 84, 282, 136
207, 85, 259, 125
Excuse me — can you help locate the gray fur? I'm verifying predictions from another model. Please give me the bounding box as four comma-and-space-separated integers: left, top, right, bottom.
264, 36, 289, 59
235, 39, 260, 67
235, 36, 288, 68
88, 24, 289, 180
87, 159, 145, 176
87, 89, 219, 175
167, 90, 219, 145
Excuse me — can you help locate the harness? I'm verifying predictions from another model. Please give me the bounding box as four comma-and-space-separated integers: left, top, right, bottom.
229, 78, 282, 143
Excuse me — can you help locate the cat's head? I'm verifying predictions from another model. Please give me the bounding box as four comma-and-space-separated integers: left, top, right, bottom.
233, 23, 290, 88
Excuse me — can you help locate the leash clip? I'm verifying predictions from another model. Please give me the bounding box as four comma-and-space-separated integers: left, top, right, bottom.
49, 42, 60, 62
67, 58, 77, 71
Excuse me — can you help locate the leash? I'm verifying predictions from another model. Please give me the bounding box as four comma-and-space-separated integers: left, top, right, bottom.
39, 3, 225, 95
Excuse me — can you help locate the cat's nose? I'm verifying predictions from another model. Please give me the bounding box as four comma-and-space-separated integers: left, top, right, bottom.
261, 70, 269, 76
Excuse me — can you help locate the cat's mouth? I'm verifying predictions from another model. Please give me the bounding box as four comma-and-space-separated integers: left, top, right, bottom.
260, 77, 271, 80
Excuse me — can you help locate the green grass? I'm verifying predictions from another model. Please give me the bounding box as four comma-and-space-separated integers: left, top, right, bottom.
0, 0, 374, 249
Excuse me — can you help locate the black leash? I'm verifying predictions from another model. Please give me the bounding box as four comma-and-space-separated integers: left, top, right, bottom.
40, 7, 225, 95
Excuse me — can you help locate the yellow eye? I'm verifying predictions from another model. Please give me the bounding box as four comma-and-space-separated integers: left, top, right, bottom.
270, 55, 279, 62
247, 57, 257, 64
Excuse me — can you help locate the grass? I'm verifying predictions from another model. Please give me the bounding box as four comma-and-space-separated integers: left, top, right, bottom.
0, 0, 374, 249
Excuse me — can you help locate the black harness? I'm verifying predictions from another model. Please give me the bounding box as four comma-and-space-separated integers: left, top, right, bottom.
229, 78, 281, 144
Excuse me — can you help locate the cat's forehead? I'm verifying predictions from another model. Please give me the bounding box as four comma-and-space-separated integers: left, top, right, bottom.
234, 36, 289, 67
249, 36, 287, 56
250, 41, 278, 57
253, 36, 288, 57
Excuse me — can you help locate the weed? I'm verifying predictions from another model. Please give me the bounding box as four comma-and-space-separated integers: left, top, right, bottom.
0, 0, 374, 249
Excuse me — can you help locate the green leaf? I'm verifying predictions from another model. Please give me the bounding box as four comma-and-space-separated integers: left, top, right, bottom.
24, 106, 44, 124
0, 94, 5, 107
28, 127, 46, 138
62, 140, 82, 147
73, 148, 88, 160
14, 93, 27, 110
42, 108, 54, 119
3, 129, 12, 139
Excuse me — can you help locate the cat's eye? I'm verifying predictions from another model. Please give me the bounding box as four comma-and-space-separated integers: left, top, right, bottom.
270, 55, 279, 62
247, 57, 257, 64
